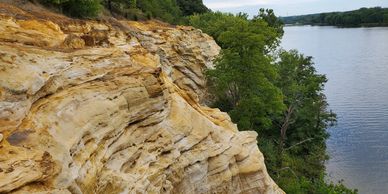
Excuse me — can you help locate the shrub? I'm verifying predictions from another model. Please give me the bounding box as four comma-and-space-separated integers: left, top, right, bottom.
41, 0, 102, 18
63, 0, 102, 18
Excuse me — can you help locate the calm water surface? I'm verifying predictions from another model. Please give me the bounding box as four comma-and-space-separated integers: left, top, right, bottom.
282, 26, 388, 194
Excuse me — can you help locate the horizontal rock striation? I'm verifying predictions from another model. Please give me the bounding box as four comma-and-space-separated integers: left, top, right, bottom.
0, 3, 284, 194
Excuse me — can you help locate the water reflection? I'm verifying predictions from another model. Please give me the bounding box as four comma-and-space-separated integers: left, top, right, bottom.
282, 26, 388, 194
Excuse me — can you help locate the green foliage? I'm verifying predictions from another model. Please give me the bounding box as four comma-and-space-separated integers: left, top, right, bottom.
189, 12, 284, 130
42, 0, 102, 18
137, 0, 182, 23
41, 0, 209, 22
277, 174, 358, 194
282, 7, 388, 27
129, 0, 137, 8
256, 8, 284, 41
190, 11, 357, 193
260, 139, 357, 194
64, 0, 102, 18
266, 50, 352, 193
109, 0, 208, 23
176, 0, 209, 16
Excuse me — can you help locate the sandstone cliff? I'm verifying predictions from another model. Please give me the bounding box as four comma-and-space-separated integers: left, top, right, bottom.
0, 3, 284, 194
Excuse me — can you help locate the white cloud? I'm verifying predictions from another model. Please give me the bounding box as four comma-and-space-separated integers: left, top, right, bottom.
204, 0, 320, 10
204, 0, 388, 16
204, 0, 269, 9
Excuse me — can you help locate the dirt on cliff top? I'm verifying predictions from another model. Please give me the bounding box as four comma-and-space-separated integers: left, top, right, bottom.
0, 0, 176, 32
0, 0, 70, 21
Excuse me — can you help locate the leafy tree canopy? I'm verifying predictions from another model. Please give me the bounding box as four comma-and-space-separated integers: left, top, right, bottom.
190, 11, 357, 193
176, 0, 209, 16
41, 0, 209, 22
43, 0, 102, 18
189, 11, 285, 130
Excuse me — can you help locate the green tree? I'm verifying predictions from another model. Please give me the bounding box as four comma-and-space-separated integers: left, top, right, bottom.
129, 0, 137, 8
176, 0, 209, 16
255, 8, 284, 43
42, 0, 211, 22
43, 0, 102, 18
190, 12, 285, 130
275, 50, 330, 152
269, 50, 351, 193
64, 0, 102, 18
384, 14, 388, 24
189, 12, 355, 191
137, 0, 182, 23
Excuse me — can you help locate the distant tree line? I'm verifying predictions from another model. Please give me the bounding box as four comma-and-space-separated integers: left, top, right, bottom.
38, 0, 209, 23
282, 7, 388, 27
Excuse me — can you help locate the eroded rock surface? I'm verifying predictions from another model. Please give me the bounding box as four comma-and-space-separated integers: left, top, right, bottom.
0, 3, 284, 194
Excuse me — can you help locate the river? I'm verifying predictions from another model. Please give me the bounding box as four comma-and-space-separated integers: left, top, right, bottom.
282, 26, 388, 194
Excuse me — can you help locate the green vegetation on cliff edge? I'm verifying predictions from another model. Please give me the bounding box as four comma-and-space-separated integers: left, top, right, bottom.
40, 0, 208, 23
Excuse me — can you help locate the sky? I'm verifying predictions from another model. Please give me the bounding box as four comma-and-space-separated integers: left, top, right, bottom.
203, 0, 388, 16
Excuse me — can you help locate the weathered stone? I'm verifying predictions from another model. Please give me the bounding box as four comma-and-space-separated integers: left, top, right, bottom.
64, 34, 85, 49
0, 3, 284, 194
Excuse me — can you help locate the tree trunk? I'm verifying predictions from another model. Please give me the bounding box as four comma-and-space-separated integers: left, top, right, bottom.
108, 0, 112, 14
277, 105, 294, 168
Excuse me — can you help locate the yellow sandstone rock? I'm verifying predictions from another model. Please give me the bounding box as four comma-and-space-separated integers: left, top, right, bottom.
0, 3, 284, 194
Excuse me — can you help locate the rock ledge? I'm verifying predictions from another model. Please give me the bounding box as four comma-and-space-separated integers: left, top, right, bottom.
0, 3, 284, 194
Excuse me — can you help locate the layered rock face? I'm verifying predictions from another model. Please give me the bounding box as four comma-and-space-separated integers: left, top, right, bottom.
0, 3, 284, 194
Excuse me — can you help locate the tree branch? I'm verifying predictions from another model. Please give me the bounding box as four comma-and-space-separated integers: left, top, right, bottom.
275, 167, 298, 178
285, 138, 314, 151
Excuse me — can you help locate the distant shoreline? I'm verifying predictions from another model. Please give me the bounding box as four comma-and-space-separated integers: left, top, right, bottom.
284, 23, 388, 28
281, 7, 388, 28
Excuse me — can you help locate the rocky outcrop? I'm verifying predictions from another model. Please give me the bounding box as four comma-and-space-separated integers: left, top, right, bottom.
0, 3, 284, 194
